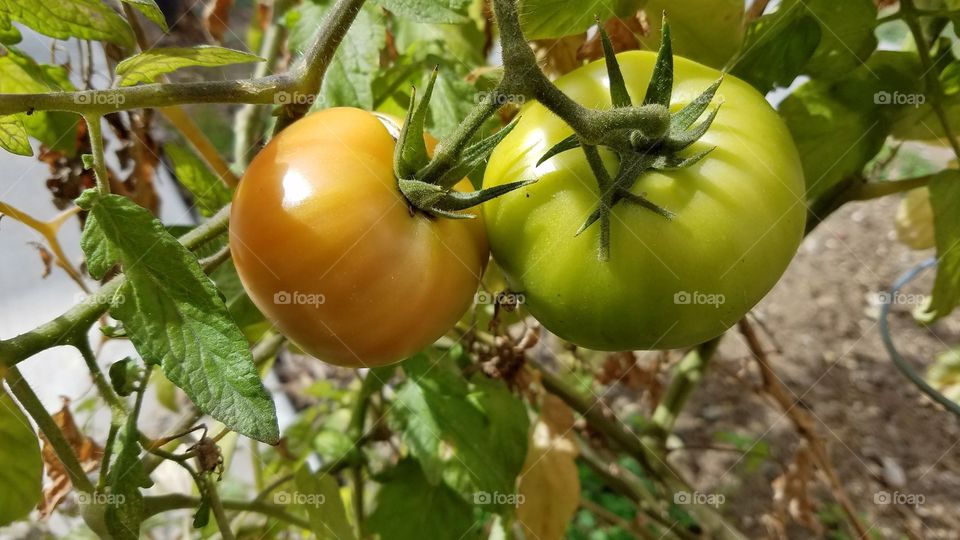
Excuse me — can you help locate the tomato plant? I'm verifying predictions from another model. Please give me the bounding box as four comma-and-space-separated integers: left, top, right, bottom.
230, 107, 488, 367
483, 52, 806, 350
1, 0, 960, 539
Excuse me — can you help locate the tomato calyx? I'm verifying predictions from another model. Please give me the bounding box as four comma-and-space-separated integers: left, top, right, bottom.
393, 68, 534, 219
539, 18, 724, 261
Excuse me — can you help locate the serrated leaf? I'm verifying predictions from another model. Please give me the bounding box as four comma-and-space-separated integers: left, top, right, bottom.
104, 421, 151, 540
0, 114, 30, 156
366, 459, 475, 540
120, 0, 168, 32
0, 0, 133, 47
519, 0, 642, 40
923, 170, 960, 320
76, 191, 279, 444
295, 465, 357, 540
374, 0, 471, 23
0, 49, 77, 153
288, 1, 385, 110
732, 6, 821, 92
0, 389, 42, 526
391, 354, 529, 508
802, 0, 877, 80
779, 79, 887, 202
164, 143, 232, 217
116, 46, 262, 86
427, 68, 480, 139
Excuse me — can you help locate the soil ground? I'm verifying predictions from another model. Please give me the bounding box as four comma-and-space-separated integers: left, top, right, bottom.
667, 197, 960, 539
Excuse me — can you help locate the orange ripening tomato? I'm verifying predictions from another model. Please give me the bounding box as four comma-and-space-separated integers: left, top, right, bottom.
230, 107, 488, 367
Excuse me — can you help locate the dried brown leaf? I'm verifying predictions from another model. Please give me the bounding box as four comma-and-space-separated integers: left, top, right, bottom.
37, 398, 102, 518
517, 395, 580, 540
770, 445, 823, 535
203, 0, 234, 42
532, 34, 587, 79
27, 241, 54, 278
578, 13, 647, 62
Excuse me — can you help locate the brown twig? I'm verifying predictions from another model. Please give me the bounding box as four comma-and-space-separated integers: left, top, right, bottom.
737, 319, 870, 538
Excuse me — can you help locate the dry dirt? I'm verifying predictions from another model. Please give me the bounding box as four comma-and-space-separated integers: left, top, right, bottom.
669, 196, 960, 539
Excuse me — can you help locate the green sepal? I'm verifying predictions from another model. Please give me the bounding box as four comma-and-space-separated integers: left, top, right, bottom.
537, 132, 581, 166
398, 178, 447, 209
664, 106, 720, 151
576, 188, 674, 236
435, 116, 520, 189
399, 177, 536, 219
597, 16, 631, 108
672, 77, 723, 131
433, 179, 536, 212
642, 14, 673, 108
394, 67, 438, 179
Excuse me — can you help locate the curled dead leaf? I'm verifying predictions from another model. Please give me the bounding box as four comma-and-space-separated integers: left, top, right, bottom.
517, 395, 580, 540
203, 0, 234, 43
37, 398, 102, 518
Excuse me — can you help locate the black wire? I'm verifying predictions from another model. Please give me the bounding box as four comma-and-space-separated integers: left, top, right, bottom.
878, 257, 960, 419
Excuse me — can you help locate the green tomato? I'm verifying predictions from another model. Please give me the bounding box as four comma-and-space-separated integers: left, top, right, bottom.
482, 51, 806, 351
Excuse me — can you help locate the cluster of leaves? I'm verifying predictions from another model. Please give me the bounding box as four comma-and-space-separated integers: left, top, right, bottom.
1, 0, 959, 538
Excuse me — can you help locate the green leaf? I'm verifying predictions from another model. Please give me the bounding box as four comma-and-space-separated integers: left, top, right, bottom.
779, 79, 887, 202
390, 17, 486, 66
209, 260, 265, 331
0, 389, 42, 526
288, 1, 385, 110
391, 354, 529, 509
295, 465, 357, 540
0, 114, 30, 156
0, 11, 22, 44
104, 421, 152, 540
0, 48, 77, 153
76, 191, 279, 444
640, 0, 744, 69
802, 0, 878, 80
732, 4, 821, 93
120, 0, 168, 32
0, 0, 133, 47
923, 170, 960, 320
164, 143, 232, 217
115, 46, 262, 86
374, 0, 472, 23
366, 459, 476, 540
928, 346, 960, 403
519, 0, 642, 40
732, 0, 877, 91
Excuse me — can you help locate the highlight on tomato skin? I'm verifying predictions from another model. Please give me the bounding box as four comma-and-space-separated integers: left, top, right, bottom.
229, 107, 488, 368
482, 51, 807, 352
